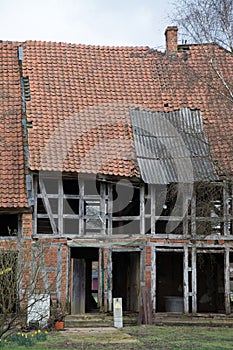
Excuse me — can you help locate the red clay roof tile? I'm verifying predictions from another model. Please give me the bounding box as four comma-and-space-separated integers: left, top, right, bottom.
0, 42, 28, 208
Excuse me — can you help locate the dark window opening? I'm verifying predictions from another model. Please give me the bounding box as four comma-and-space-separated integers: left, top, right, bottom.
0, 215, 18, 236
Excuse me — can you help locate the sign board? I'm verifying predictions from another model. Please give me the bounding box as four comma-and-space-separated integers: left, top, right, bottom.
27, 294, 50, 327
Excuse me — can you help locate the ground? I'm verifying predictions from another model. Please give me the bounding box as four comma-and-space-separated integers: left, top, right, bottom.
28, 325, 233, 349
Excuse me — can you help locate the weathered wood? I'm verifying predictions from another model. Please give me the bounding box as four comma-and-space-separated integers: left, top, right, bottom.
39, 176, 58, 235
65, 246, 70, 302
33, 176, 38, 236
191, 247, 197, 313
191, 192, 196, 236
224, 247, 231, 314
138, 286, 153, 325
140, 185, 145, 235
223, 184, 230, 236
71, 258, 86, 314
151, 185, 156, 235
58, 178, 63, 235
151, 246, 156, 312
56, 245, 62, 304
98, 248, 103, 311
108, 184, 113, 235
100, 183, 106, 235
79, 179, 84, 236
107, 248, 112, 312
183, 245, 189, 313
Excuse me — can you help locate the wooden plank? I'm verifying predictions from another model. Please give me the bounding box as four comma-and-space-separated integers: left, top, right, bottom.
100, 182, 106, 235
191, 247, 197, 313
140, 185, 145, 235
223, 184, 230, 236
183, 245, 189, 313
224, 247, 231, 314
151, 185, 156, 235
33, 176, 38, 236
98, 248, 103, 311
58, 178, 63, 235
56, 245, 62, 304
151, 246, 156, 312
65, 246, 70, 303
107, 248, 112, 312
39, 177, 58, 235
71, 258, 86, 314
191, 191, 196, 237
138, 286, 153, 325
79, 179, 84, 236
108, 184, 113, 235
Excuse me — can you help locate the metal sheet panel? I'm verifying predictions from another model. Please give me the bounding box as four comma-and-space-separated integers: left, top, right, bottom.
131, 108, 217, 184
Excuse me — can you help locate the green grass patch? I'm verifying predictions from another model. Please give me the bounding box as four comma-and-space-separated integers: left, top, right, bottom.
2, 325, 233, 349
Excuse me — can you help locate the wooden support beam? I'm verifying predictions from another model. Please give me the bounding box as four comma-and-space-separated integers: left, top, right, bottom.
98, 248, 103, 311
107, 248, 112, 312
183, 245, 189, 313
191, 191, 196, 237
151, 246, 156, 312
191, 247, 197, 313
151, 185, 156, 235
33, 176, 38, 236
224, 247, 231, 314
56, 245, 63, 305
100, 182, 106, 235
108, 184, 113, 236
39, 177, 58, 235
140, 185, 145, 235
223, 184, 230, 236
79, 178, 84, 236
58, 178, 64, 235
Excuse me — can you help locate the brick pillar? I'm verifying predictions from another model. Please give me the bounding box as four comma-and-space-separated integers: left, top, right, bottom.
165, 26, 178, 55
22, 213, 33, 237
145, 245, 152, 287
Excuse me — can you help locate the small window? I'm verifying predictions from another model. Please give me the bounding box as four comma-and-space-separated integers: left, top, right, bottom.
0, 215, 18, 236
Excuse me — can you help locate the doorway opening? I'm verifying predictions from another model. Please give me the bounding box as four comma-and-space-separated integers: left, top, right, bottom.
71, 247, 99, 314
112, 251, 140, 312
197, 253, 224, 313
156, 252, 183, 312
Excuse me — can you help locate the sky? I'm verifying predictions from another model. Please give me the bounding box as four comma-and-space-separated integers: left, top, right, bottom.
0, 0, 174, 51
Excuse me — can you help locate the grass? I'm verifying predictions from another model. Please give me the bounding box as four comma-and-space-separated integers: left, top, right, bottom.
14, 325, 233, 349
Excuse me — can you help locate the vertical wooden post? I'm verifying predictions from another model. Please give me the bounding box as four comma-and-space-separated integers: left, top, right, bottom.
108, 184, 113, 236
100, 182, 106, 235
224, 247, 231, 314
140, 185, 145, 235
151, 185, 156, 235
79, 178, 84, 236
191, 191, 196, 237
33, 176, 38, 236
183, 245, 189, 313
191, 247, 197, 313
107, 248, 112, 312
58, 178, 64, 235
151, 246, 156, 312
103, 248, 108, 313
223, 184, 230, 236
98, 248, 103, 311
56, 245, 63, 305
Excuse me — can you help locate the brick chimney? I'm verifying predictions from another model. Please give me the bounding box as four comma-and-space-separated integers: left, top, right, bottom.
165, 26, 178, 55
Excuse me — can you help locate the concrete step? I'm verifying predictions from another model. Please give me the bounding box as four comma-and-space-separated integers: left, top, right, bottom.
65, 312, 138, 328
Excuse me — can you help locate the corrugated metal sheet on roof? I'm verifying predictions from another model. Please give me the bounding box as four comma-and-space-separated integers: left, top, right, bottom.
131, 108, 217, 184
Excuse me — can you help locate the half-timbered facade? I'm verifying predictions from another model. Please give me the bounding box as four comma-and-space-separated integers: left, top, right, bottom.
0, 27, 233, 315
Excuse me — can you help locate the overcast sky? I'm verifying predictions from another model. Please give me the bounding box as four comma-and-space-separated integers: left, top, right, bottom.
0, 0, 174, 51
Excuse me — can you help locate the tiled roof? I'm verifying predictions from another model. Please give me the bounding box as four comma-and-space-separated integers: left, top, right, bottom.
20, 41, 233, 178
1, 38, 233, 209
0, 42, 28, 208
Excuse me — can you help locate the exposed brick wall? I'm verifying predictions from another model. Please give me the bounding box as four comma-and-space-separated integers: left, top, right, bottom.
22, 213, 33, 237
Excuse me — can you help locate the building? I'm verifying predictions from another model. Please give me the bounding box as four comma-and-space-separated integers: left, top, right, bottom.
0, 27, 233, 316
